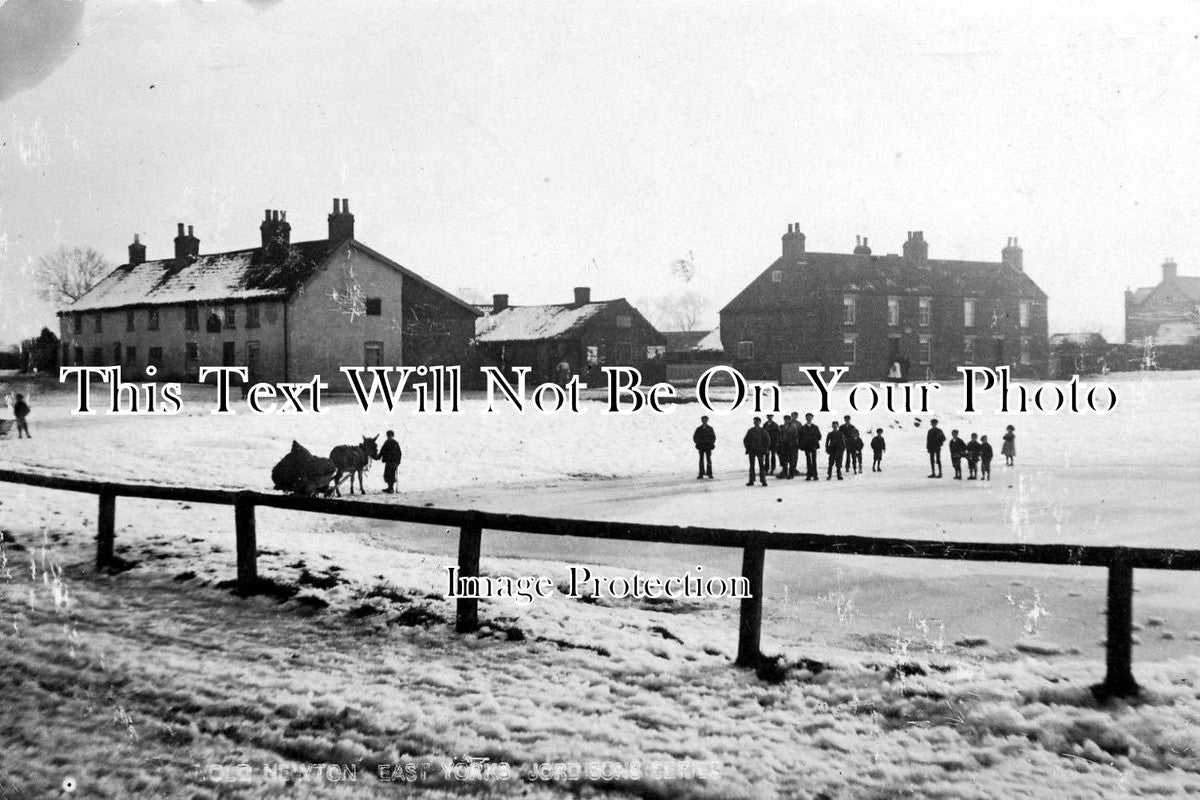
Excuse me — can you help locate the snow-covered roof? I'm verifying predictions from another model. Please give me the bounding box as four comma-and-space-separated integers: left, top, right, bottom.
474, 302, 615, 343
67, 240, 333, 312
693, 327, 723, 352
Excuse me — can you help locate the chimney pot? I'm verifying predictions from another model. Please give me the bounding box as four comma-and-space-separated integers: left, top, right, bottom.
328, 196, 355, 244
177, 222, 185, 236
187, 225, 194, 237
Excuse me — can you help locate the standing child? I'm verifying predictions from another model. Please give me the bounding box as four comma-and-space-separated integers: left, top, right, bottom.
965, 433, 981, 480
1002, 425, 1016, 466
870, 428, 886, 472
13, 394, 30, 439
849, 430, 864, 474
949, 430, 966, 480
980, 435, 993, 481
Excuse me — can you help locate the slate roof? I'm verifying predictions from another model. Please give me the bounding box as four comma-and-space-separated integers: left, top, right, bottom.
1176, 277, 1200, 300
67, 239, 336, 312
474, 301, 616, 343
64, 238, 480, 316
721, 252, 1046, 314
1127, 287, 1155, 305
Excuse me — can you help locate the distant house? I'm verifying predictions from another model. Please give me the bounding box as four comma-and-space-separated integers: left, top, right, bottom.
1125, 259, 1200, 346
58, 199, 480, 385
720, 225, 1050, 381
474, 288, 666, 384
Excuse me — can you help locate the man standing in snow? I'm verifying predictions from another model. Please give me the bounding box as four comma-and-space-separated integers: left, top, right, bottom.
926, 419, 946, 478
380, 430, 403, 493
825, 421, 845, 481
693, 416, 715, 479
777, 412, 799, 479
763, 413, 781, 475
743, 417, 771, 487
799, 412, 821, 481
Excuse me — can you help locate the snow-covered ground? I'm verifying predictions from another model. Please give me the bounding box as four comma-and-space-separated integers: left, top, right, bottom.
2, 370, 1200, 797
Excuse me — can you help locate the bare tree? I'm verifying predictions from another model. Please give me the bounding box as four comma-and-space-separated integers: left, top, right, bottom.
646, 290, 710, 331
32, 246, 111, 308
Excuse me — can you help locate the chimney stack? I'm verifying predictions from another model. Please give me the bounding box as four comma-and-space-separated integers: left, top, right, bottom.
128, 233, 146, 266
492, 293, 509, 314
328, 197, 355, 244
260, 209, 292, 261
902, 230, 928, 263
573, 287, 591, 306
1162, 258, 1178, 282
782, 222, 806, 260
853, 235, 871, 256
1001, 236, 1024, 272
173, 222, 200, 269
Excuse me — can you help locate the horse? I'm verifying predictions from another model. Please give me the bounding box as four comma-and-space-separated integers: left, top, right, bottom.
329, 435, 380, 496
271, 440, 337, 497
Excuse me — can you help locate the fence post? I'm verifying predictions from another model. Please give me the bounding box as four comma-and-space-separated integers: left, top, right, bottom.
1096, 553, 1138, 699
234, 493, 258, 593
456, 520, 483, 633
96, 487, 116, 570
736, 545, 766, 668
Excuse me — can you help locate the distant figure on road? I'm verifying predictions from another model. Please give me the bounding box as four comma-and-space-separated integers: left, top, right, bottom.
693, 415, 716, 480
966, 433, 982, 480
1002, 425, 1016, 466
799, 412, 821, 481
840, 415, 859, 472
763, 413, 780, 475
825, 421, 845, 481
743, 417, 771, 487
870, 428, 886, 472
380, 429, 403, 493
926, 419, 945, 478
12, 394, 30, 439
979, 435, 993, 481
949, 430, 966, 480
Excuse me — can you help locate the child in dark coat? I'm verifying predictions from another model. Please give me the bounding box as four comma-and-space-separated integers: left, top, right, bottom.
980, 435, 993, 481
949, 430, 966, 480
870, 429, 886, 472
848, 431, 864, 474
13, 394, 30, 439
965, 433, 981, 480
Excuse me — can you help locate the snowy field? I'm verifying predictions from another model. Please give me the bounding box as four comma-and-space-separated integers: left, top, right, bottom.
3, 369, 1200, 798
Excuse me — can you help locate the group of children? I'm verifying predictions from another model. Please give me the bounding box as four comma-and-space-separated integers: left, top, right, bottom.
695, 412, 1018, 486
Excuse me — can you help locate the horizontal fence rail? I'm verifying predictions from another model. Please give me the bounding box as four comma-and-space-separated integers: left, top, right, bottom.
1, 467, 1184, 699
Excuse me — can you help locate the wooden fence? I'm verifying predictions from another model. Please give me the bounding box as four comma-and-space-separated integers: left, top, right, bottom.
2, 467, 1192, 700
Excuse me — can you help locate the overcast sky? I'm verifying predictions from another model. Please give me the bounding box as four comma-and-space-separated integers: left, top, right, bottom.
1, 0, 1198, 347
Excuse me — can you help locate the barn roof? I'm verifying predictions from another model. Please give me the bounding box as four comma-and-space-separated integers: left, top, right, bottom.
661, 330, 709, 352
693, 326, 724, 352
474, 301, 618, 343
721, 252, 1047, 314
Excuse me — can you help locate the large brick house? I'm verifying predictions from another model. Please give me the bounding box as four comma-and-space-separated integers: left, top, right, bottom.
58, 199, 480, 386
720, 225, 1050, 382
1125, 259, 1200, 346
474, 288, 666, 384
